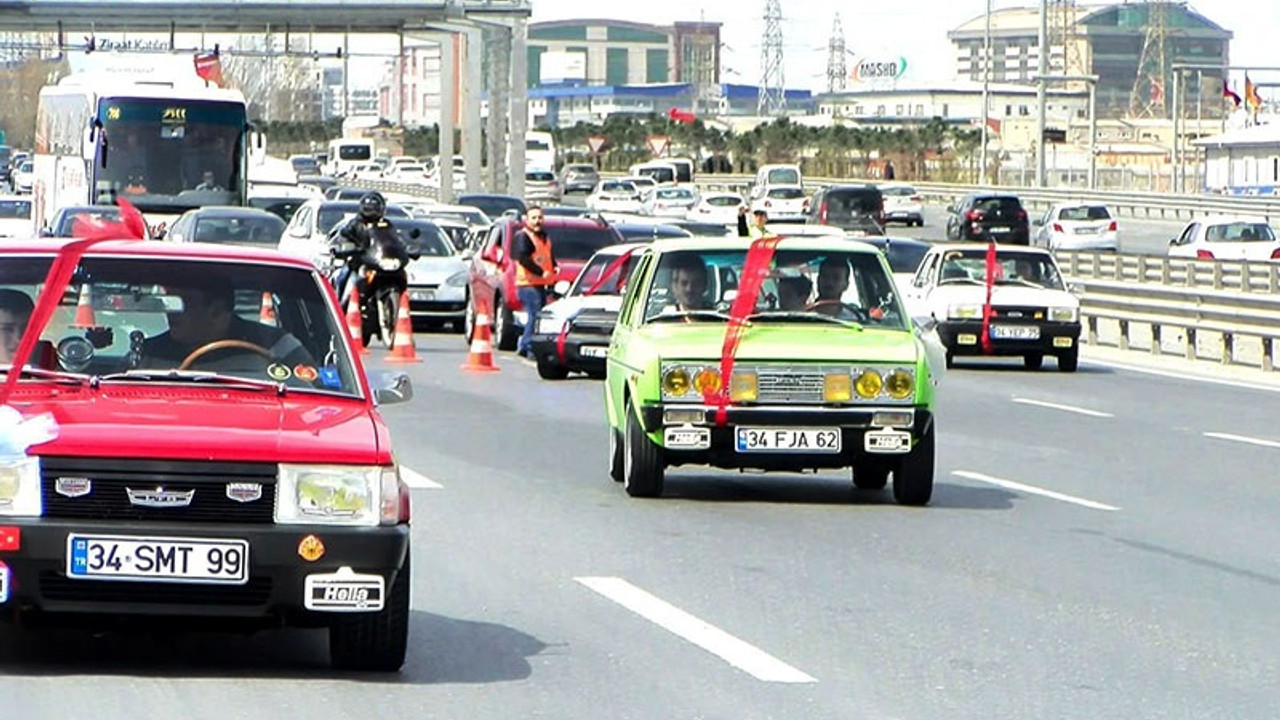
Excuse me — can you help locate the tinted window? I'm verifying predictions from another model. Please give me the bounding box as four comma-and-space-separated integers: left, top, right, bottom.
527, 171, 556, 182
1204, 222, 1276, 242
637, 166, 675, 183
600, 181, 636, 193
192, 214, 286, 246
460, 195, 526, 219
822, 189, 882, 218
337, 145, 371, 160
706, 195, 741, 207
0, 199, 31, 218
615, 224, 693, 241
767, 187, 805, 200
973, 196, 1023, 213
247, 198, 304, 222
547, 226, 624, 260
765, 167, 800, 185
878, 241, 930, 273
655, 188, 694, 200
395, 221, 456, 256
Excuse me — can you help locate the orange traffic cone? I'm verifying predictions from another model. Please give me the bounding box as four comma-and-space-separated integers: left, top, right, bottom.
385, 292, 421, 364
259, 291, 277, 325
72, 285, 95, 328
346, 292, 368, 354
461, 296, 500, 373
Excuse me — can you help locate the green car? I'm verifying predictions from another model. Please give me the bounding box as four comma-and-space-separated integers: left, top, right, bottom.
604, 235, 938, 505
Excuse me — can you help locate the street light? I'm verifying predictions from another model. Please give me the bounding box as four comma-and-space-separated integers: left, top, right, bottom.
1033, 74, 1098, 189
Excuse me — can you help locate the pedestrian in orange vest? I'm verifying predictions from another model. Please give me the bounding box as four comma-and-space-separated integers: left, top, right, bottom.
513, 206, 559, 359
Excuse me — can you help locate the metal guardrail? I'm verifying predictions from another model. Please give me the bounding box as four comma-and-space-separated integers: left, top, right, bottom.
1057, 250, 1280, 294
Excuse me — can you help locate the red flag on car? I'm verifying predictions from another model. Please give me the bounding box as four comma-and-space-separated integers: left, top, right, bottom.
711, 237, 782, 426
979, 239, 998, 355
71, 198, 148, 241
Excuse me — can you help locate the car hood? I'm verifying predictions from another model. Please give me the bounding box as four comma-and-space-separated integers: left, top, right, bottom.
0, 218, 32, 237
633, 323, 920, 364
543, 294, 624, 319
407, 256, 468, 283
14, 385, 386, 465
928, 284, 1078, 308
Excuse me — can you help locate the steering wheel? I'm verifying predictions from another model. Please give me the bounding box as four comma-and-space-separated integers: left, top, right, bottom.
179, 340, 274, 371
805, 299, 871, 323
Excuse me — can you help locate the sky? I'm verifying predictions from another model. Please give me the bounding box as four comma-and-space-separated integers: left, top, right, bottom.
529, 0, 1280, 92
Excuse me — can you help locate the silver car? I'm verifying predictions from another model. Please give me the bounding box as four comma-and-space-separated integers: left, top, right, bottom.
398, 218, 470, 332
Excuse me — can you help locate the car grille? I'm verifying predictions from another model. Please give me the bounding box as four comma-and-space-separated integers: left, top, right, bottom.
40, 457, 278, 524
754, 367, 829, 404
38, 572, 273, 607
992, 306, 1047, 320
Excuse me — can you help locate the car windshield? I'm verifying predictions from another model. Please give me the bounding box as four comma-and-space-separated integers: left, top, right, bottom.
1059, 205, 1111, 221
54, 208, 123, 236
937, 249, 1065, 290
973, 196, 1023, 213
642, 248, 906, 329
0, 255, 361, 396
570, 252, 641, 296
1204, 222, 1276, 242
192, 215, 286, 246
547, 226, 623, 261
823, 190, 881, 218
396, 221, 456, 256
0, 199, 31, 218
880, 186, 917, 197
616, 224, 692, 241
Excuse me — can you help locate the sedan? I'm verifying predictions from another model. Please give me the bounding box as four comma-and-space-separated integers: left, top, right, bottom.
689, 191, 745, 226
643, 186, 698, 218
0, 195, 32, 237
1167, 215, 1280, 262
878, 183, 925, 227
751, 184, 808, 222
11, 160, 33, 194
525, 170, 563, 204
397, 218, 469, 331
165, 206, 286, 247
585, 180, 644, 214
1034, 203, 1118, 252
559, 163, 601, 194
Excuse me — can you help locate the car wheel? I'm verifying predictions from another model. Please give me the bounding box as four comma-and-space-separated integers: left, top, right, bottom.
623, 400, 664, 498
1058, 347, 1079, 373
609, 428, 624, 483
537, 357, 570, 380
463, 295, 476, 344
1023, 353, 1044, 371
493, 294, 518, 351
328, 553, 410, 672
852, 456, 890, 490
893, 425, 934, 507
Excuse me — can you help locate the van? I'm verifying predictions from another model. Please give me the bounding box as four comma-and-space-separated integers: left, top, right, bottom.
326, 138, 376, 177
806, 184, 886, 233
751, 163, 803, 199
628, 162, 679, 186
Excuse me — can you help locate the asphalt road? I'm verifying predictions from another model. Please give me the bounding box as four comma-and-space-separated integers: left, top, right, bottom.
6, 332, 1277, 720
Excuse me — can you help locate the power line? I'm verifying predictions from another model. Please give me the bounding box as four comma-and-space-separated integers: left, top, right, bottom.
757, 0, 785, 116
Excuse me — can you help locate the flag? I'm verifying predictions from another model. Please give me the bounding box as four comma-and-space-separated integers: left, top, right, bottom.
979, 240, 998, 355
194, 51, 224, 88
667, 106, 696, 124
1245, 74, 1263, 113
1149, 77, 1165, 105
1222, 79, 1242, 108
71, 198, 148, 241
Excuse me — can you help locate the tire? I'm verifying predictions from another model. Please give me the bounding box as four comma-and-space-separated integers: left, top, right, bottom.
463, 295, 476, 344
537, 357, 570, 380
623, 400, 664, 497
329, 553, 411, 672
1023, 353, 1044, 371
493, 294, 518, 351
852, 456, 891, 490
379, 290, 398, 348
1058, 347, 1079, 373
893, 424, 934, 507
609, 428, 625, 483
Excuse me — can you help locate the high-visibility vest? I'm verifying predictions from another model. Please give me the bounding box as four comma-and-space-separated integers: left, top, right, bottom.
515, 232, 556, 287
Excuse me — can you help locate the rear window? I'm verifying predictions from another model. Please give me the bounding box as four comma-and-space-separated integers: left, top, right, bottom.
767, 187, 805, 200
637, 166, 675, 183
821, 188, 882, 217
527, 171, 556, 182
656, 188, 694, 200
881, 242, 930, 273
461, 195, 525, 219
546, 226, 624, 261
56, 209, 122, 236
973, 196, 1023, 213
765, 167, 800, 185
706, 195, 741, 207
1058, 205, 1111, 221
601, 181, 636, 193
0, 199, 31, 218
337, 145, 371, 161
880, 186, 917, 197
1205, 222, 1276, 242
192, 215, 286, 246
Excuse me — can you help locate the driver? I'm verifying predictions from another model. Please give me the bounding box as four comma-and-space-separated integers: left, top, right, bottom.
666, 253, 711, 312
0, 289, 33, 365
809, 258, 852, 317
141, 277, 315, 372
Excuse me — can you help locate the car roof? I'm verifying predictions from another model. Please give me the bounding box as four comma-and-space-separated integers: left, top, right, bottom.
859, 236, 932, 249
930, 242, 1052, 255
187, 206, 285, 220
0, 237, 319, 268
503, 215, 610, 229
1194, 214, 1270, 224
648, 234, 884, 254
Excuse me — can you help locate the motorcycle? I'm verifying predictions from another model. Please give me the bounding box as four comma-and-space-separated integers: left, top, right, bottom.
329, 224, 419, 349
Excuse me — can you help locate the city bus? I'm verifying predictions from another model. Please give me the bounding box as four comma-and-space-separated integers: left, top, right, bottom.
33, 69, 250, 234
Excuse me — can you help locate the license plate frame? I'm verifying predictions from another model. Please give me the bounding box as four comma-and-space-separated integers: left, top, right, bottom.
66, 534, 250, 585
990, 325, 1041, 340
988, 226, 1012, 233
736, 427, 842, 454
665, 426, 710, 450
864, 429, 913, 454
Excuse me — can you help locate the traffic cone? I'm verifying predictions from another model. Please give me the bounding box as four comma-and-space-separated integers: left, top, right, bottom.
72, 285, 95, 328
385, 292, 421, 364
461, 296, 500, 373
259, 291, 277, 325
346, 293, 369, 354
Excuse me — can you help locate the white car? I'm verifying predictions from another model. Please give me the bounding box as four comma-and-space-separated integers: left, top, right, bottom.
1034, 203, 1118, 252
689, 191, 745, 226
751, 184, 808, 222
277, 197, 412, 269
0, 196, 32, 237
1167, 215, 1280, 262
586, 180, 645, 214
11, 160, 33, 194
878, 183, 924, 227
398, 218, 469, 331
643, 186, 699, 218
385, 163, 429, 184
904, 243, 1082, 372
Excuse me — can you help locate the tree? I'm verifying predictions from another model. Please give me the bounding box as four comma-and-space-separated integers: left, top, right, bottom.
0, 56, 70, 149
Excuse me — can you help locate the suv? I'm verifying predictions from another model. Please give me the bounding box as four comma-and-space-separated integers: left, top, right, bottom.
0, 236, 415, 670
806, 185, 885, 232
466, 215, 625, 350
945, 194, 1029, 244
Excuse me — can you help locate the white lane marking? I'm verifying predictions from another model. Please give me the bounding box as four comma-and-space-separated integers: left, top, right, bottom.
400, 466, 443, 489
1012, 397, 1114, 418
952, 470, 1120, 512
575, 576, 817, 684
1204, 432, 1280, 450
1083, 358, 1280, 394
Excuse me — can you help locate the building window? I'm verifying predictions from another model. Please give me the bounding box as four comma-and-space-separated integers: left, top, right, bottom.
855, 105, 864, 115
915, 104, 924, 116
1019, 105, 1029, 116
646, 48, 669, 83
606, 47, 628, 86
1005, 104, 1013, 116
895, 104, 904, 115
875, 105, 885, 116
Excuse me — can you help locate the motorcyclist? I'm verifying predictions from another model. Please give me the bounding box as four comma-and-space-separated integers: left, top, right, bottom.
328, 191, 397, 303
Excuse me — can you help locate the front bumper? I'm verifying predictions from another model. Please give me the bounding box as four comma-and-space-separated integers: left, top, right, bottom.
637, 404, 933, 471
0, 519, 409, 622
938, 320, 1081, 356
407, 284, 467, 321
529, 332, 609, 374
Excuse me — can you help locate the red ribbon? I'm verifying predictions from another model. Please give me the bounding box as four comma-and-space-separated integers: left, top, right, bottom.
708, 236, 782, 426
555, 322, 570, 365
584, 247, 638, 297
980, 239, 997, 355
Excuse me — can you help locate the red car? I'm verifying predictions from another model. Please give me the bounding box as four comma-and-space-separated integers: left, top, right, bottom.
465, 215, 625, 350
0, 236, 414, 671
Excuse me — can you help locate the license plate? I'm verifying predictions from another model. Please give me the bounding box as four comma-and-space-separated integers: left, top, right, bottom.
665, 426, 710, 449
578, 345, 608, 358
1074, 227, 1096, 235
736, 427, 841, 453
990, 325, 1040, 340
67, 534, 249, 585
865, 429, 912, 454
988, 226, 1011, 233
410, 289, 435, 301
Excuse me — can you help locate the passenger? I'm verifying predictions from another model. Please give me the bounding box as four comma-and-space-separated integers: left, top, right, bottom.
0, 289, 33, 365
776, 275, 812, 311
666, 253, 712, 312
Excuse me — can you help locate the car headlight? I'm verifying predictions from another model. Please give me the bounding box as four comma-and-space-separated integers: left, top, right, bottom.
854, 370, 883, 399
662, 366, 692, 397
536, 316, 567, 335
445, 270, 468, 287
885, 369, 915, 400
275, 464, 401, 527
1048, 306, 1078, 323
948, 304, 982, 320
693, 368, 722, 396
0, 457, 41, 517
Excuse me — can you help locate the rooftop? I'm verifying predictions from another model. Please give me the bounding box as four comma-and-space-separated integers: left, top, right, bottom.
1193, 122, 1280, 148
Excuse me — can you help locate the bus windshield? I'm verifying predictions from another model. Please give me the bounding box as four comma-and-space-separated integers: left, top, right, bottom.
96, 97, 246, 213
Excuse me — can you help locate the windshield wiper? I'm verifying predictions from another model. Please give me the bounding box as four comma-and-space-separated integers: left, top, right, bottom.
995, 278, 1046, 288
0, 367, 91, 384
90, 369, 286, 395
745, 311, 864, 330
647, 310, 734, 323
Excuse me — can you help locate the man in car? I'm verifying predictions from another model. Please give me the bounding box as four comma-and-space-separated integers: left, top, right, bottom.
660, 253, 712, 314
776, 274, 812, 312
0, 289, 33, 365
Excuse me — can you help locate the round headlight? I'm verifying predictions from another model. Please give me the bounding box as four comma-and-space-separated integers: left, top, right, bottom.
663, 367, 691, 396
693, 368, 722, 396
885, 370, 914, 399
854, 370, 883, 399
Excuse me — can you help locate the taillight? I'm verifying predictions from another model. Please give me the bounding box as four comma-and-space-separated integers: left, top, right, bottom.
1107, 220, 1118, 232
967, 210, 984, 222
803, 198, 811, 210
764, 200, 772, 208
1015, 209, 1027, 221
1270, 248, 1280, 260
910, 195, 922, 202
1196, 249, 1215, 260
1052, 223, 1064, 233
819, 201, 828, 223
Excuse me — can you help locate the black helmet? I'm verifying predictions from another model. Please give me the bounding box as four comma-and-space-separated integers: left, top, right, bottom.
358, 191, 386, 221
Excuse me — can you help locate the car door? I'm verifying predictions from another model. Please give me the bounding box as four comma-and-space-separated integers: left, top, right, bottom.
471, 223, 507, 311
606, 250, 655, 423
904, 250, 941, 316
1168, 222, 1198, 258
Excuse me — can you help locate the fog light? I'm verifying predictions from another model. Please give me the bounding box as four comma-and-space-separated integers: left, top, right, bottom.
663, 408, 705, 425
1053, 337, 1074, 348
823, 373, 852, 403
854, 370, 883, 399
872, 410, 914, 428
885, 370, 914, 400
730, 371, 758, 403
693, 368, 722, 396
957, 333, 978, 345
662, 367, 691, 396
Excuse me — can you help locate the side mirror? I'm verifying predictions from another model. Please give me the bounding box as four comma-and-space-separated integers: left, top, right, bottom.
368, 370, 413, 405
553, 279, 571, 296
1032, 218, 1043, 226
912, 315, 938, 334
1168, 237, 1179, 246
461, 248, 475, 260
1068, 281, 1086, 296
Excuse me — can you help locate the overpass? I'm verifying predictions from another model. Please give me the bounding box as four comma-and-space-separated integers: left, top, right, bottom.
0, 0, 534, 198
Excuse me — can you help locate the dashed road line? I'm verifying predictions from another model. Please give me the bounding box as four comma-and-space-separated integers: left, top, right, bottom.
1012, 397, 1114, 418
400, 466, 443, 489
575, 576, 818, 684
1204, 432, 1280, 450
952, 470, 1120, 512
